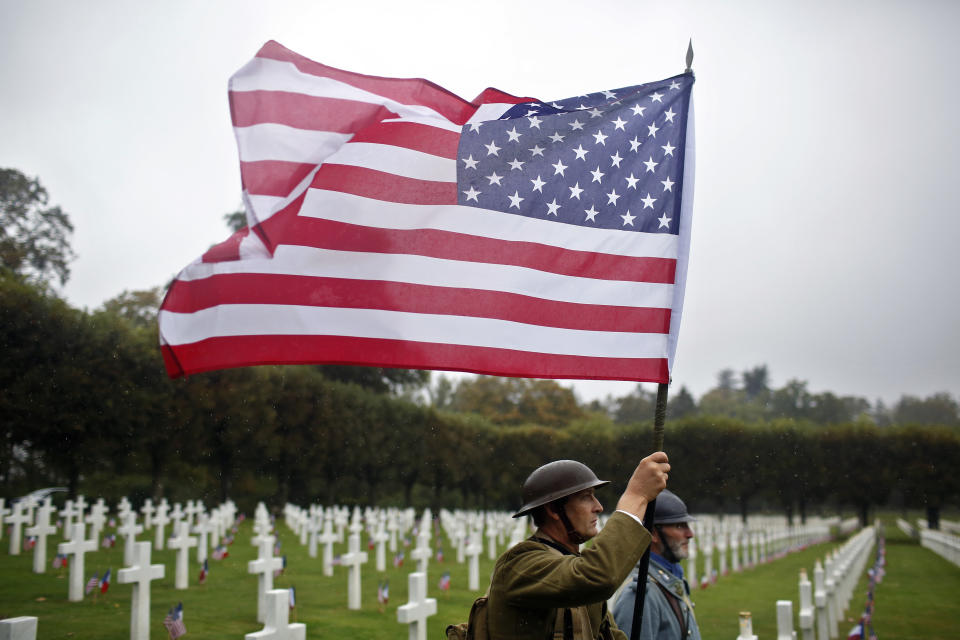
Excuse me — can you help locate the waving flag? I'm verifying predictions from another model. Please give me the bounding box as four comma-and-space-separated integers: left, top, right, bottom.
100, 568, 111, 594
199, 558, 209, 584
159, 41, 696, 383
163, 602, 186, 639
85, 571, 99, 595
439, 571, 451, 591
377, 579, 389, 605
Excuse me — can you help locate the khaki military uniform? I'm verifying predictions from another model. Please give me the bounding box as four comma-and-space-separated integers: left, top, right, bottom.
487, 512, 651, 640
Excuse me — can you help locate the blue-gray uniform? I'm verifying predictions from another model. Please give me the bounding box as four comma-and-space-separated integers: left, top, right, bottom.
612, 554, 701, 640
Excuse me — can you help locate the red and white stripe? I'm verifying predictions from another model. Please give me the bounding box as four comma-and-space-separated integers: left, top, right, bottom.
159, 41, 688, 381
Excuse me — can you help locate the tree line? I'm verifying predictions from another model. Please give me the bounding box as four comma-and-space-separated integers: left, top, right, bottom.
3, 271, 958, 527
2, 167, 958, 528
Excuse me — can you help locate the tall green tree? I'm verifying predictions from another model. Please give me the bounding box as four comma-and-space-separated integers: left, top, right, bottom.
0, 168, 75, 286
893, 392, 960, 426
449, 376, 583, 427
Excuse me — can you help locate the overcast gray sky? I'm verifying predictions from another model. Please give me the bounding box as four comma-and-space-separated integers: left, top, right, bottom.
2, 0, 958, 404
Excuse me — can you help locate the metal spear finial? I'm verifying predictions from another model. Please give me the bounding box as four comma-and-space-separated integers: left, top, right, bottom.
685, 39, 694, 74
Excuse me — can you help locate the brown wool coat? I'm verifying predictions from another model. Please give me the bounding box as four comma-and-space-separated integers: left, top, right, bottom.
486, 512, 652, 640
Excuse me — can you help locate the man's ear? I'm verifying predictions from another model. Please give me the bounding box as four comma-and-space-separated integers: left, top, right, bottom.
544, 502, 562, 522
650, 526, 661, 545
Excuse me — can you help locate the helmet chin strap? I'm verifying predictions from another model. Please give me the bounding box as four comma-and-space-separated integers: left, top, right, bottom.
554, 498, 589, 546
654, 525, 680, 563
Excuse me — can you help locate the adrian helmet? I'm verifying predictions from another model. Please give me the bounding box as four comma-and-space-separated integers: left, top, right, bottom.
652, 489, 696, 525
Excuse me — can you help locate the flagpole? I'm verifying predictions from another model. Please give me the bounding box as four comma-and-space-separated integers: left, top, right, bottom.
630, 381, 669, 640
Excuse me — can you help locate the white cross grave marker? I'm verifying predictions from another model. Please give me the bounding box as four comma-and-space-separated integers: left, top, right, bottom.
245, 588, 306, 640
169, 503, 185, 539
307, 512, 320, 559
57, 522, 97, 602
85, 500, 108, 543
25, 503, 57, 574
168, 521, 197, 590
59, 500, 77, 542
153, 501, 170, 551
397, 572, 437, 640
387, 511, 399, 552
248, 535, 284, 623
73, 495, 87, 521
194, 512, 213, 564
140, 499, 155, 530
184, 500, 199, 529
117, 541, 165, 640
117, 497, 132, 522
487, 523, 498, 560
119, 511, 144, 567
373, 522, 389, 572
0, 616, 38, 640
342, 532, 369, 610
319, 516, 338, 577
411, 531, 431, 575
466, 532, 483, 591
6, 503, 30, 556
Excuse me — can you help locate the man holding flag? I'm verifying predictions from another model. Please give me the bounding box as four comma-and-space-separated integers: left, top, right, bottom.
158, 40, 696, 640
486, 453, 669, 640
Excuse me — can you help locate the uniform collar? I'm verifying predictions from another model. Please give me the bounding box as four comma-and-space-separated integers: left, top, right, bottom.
651, 551, 685, 580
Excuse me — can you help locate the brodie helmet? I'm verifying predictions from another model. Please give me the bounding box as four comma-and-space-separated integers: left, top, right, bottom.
513, 460, 610, 518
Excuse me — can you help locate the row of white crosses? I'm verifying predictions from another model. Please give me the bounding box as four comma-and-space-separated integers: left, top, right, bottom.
917, 521, 960, 567
733, 525, 876, 640
680, 514, 835, 590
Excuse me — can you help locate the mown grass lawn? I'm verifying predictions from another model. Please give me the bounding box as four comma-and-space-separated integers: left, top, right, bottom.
1, 514, 957, 639
691, 515, 960, 640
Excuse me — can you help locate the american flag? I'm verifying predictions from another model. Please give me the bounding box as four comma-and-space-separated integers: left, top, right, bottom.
85, 571, 99, 595
163, 602, 186, 639
274, 555, 287, 578
158, 41, 695, 383
393, 551, 404, 568
438, 571, 451, 591
377, 579, 389, 605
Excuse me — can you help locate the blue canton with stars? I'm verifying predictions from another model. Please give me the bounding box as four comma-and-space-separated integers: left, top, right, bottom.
456, 74, 693, 234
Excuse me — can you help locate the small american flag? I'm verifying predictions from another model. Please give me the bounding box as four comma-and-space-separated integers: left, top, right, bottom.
436, 547, 444, 563
392, 551, 404, 568
439, 571, 451, 591
52, 554, 64, 569
85, 571, 99, 595
377, 579, 389, 605
23, 536, 36, 551
163, 602, 186, 639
